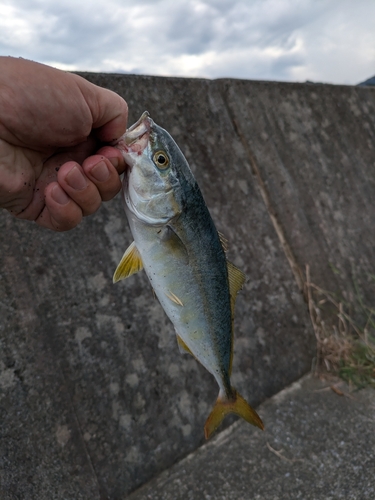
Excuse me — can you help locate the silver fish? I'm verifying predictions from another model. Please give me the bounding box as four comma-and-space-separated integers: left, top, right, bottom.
114, 112, 264, 438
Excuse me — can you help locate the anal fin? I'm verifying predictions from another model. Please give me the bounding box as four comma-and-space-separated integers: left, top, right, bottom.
176, 334, 194, 356
165, 291, 184, 306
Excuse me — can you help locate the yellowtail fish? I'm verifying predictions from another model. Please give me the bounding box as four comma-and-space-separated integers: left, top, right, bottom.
113, 112, 264, 438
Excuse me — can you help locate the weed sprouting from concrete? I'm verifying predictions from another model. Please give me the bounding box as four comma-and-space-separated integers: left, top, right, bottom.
305, 265, 375, 389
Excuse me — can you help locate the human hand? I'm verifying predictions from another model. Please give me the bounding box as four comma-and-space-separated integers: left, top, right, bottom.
0, 57, 128, 231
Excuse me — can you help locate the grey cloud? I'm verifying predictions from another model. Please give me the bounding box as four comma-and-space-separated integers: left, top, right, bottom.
1, 0, 375, 84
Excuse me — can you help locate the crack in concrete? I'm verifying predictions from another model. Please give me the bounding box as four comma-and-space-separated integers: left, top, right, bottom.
58, 362, 104, 500
222, 96, 306, 298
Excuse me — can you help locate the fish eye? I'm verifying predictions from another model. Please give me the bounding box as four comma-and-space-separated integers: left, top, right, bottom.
153, 150, 170, 170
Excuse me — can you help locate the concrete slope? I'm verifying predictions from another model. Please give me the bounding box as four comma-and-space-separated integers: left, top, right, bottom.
1, 74, 375, 499
127, 375, 375, 500
219, 79, 375, 305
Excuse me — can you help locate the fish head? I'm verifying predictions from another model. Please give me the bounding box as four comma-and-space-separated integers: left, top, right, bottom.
115, 111, 185, 225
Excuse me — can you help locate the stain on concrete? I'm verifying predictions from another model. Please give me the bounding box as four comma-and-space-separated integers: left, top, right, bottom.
56, 425, 71, 447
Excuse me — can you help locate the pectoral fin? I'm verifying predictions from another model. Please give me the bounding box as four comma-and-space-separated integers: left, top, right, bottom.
113, 241, 143, 283
204, 390, 264, 439
160, 225, 189, 265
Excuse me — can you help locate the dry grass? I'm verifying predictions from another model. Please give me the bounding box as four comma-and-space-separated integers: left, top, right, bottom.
305, 265, 375, 389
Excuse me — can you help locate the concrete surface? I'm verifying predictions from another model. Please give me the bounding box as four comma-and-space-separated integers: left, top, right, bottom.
220, 79, 375, 306
1, 73, 375, 498
128, 374, 375, 500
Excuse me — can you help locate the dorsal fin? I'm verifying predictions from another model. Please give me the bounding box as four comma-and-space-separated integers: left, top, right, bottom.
113, 241, 143, 283
226, 260, 246, 375
227, 260, 246, 316
218, 231, 229, 252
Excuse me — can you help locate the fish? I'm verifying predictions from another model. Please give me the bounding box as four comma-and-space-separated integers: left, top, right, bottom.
113, 111, 264, 438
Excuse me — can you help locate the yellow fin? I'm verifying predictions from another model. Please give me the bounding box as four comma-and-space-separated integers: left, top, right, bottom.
226, 260, 246, 374
165, 291, 184, 306
218, 231, 229, 252
204, 390, 264, 439
113, 241, 143, 283
176, 334, 194, 356
227, 260, 246, 316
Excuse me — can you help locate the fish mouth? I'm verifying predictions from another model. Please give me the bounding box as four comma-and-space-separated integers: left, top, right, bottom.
114, 111, 152, 156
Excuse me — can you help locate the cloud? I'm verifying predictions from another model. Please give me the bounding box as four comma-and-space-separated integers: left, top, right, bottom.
0, 0, 374, 84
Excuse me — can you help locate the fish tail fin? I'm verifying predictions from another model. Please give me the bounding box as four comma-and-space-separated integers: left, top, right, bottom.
204, 390, 264, 439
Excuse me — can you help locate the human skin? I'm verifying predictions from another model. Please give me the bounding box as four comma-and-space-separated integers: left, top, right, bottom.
0, 56, 128, 231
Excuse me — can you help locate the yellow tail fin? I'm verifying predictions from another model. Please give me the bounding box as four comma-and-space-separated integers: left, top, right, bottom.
204, 390, 264, 439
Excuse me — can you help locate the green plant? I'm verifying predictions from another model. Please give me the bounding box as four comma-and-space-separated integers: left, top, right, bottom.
305, 265, 375, 389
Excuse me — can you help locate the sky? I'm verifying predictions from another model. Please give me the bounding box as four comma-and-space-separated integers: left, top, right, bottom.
1, 0, 375, 85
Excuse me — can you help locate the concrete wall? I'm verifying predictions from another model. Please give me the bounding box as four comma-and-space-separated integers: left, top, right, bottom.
1, 74, 375, 499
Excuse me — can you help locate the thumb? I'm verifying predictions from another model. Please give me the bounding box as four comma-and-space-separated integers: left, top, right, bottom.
72, 74, 128, 142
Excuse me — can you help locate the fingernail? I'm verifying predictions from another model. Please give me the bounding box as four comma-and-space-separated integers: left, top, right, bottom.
91, 161, 110, 182
66, 166, 88, 190
52, 185, 70, 205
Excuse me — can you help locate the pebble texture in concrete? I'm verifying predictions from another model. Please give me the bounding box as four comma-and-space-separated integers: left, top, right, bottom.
128, 375, 375, 500
1, 75, 314, 499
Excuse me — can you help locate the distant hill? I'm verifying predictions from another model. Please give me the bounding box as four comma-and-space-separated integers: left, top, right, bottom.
358, 76, 375, 86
